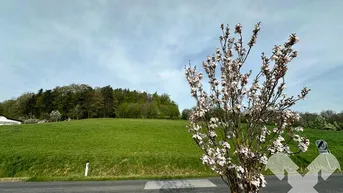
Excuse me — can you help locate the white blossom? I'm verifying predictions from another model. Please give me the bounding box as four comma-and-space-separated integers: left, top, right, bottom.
192, 133, 202, 141
192, 124, 201, 131
222, 142, 231, 149
236, 165, 244, 173
210, 117, 219, 123
209, 123, 218, 129
209, 131, 217, 138
259, 155, 268, 164
259, 174, 267, 188
218, 160, 226, 167
259, 126, 270, 142
273, 127, 284, 134
251, 174, 267, 187
294, 126, 304, 132
284, 145, 292, 154
299, 137, 310, 152
251, 179, 260, 187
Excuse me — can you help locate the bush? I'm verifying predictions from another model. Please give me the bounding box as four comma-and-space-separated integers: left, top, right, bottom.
181, 109, 191, 120
323, 122, 336, 131
308, 115, 326, 130
333, 121, 343, 131
50, 110, 61, 122
185, 22, 311, 192
24, 119, 40, 124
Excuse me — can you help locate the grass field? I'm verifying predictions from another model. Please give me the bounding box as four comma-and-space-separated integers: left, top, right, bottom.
0, 119, 342, 181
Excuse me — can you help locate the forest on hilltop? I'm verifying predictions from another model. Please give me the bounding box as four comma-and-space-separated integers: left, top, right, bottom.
0, 84, 180, 121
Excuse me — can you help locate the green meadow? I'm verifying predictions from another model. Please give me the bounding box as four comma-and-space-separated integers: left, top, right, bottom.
0, 119, 341, 181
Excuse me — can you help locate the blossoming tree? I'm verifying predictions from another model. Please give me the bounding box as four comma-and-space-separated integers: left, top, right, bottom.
50, 110, 61, 122
185, 22, 311, 193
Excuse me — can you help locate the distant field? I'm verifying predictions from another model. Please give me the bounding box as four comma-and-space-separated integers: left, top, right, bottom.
0, 119, 342, 181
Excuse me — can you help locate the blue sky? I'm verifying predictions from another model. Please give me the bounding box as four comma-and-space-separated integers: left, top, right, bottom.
0, 0, 342, 113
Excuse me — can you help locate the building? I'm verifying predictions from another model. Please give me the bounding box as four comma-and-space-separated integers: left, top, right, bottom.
0, 115, 22, 125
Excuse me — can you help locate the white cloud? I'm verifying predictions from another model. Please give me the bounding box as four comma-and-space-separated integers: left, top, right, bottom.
0, 0, 342, 112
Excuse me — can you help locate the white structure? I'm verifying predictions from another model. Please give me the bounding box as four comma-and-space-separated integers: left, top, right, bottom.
0, 115, 22, 125
85, 162, 89, 176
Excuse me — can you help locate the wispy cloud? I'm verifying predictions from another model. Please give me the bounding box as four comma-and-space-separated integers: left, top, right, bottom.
0, 0, 342, 112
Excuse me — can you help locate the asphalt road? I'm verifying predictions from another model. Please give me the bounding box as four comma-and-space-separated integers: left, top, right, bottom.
1, 174, 342, 193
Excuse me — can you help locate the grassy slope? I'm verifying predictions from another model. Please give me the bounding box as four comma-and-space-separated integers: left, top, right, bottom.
0, 119, 342, 181
0, 119, 211, 180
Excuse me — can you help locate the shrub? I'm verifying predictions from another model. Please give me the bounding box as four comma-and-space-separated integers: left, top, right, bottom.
23, 119, 40, 124
185, 22, 310, 192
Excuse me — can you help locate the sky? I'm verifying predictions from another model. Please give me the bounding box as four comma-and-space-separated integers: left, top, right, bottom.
0, 0, 342, 113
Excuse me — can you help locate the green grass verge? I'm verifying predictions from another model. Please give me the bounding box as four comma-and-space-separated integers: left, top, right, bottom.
26, 173, 218, 182
0, 118, 342, 181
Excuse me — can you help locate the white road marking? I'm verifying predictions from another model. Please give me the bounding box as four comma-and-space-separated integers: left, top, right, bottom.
144, 179, 217, 190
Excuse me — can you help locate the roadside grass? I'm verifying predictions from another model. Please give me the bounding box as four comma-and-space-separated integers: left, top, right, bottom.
0, 118, 341, 181
26, 173, 217, 182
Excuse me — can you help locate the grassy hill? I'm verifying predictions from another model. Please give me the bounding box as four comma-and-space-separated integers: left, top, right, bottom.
0, 119, 342, 181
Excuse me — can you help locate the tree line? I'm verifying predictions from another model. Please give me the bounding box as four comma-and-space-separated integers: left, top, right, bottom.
181, 108, 343, 131
0, 84, 180, 121
296, 110, 343, 131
